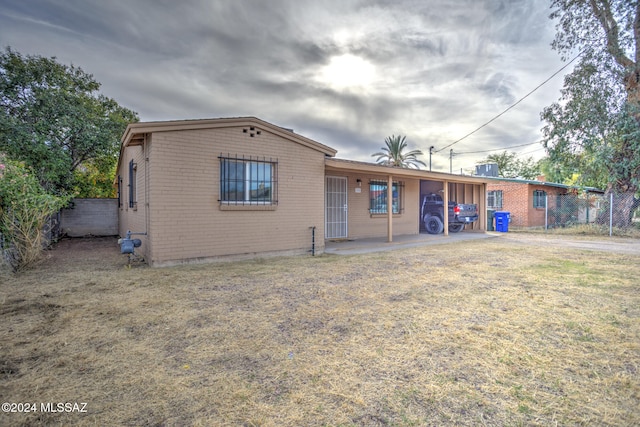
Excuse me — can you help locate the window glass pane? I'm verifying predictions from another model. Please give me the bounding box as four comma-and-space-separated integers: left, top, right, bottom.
247, 162, 272, 202
129, 160, 137, 208
370, 181, 399, 214
221, 158, 274, 203
534, 190, 546, 208
221, 159, 245, 201
488, 190, 503, 209
392, 183, 399, 213
370, 182, 387, 214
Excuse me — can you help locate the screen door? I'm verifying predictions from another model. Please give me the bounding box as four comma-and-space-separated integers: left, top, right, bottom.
325, 176, 348, 238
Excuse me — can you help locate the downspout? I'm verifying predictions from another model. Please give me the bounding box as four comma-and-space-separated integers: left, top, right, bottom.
144, 134, 151, 261
387, 174, 393, 242
481, 182, 487, 231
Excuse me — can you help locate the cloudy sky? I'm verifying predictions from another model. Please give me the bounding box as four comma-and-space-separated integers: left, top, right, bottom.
0, 0, 571, 172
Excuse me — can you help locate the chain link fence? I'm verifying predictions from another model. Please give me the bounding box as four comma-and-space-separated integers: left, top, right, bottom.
546, 192, 640, 235
487, 186, 640, 236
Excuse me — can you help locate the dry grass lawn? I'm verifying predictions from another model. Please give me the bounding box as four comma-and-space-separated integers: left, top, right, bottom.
1, 235, 639, 426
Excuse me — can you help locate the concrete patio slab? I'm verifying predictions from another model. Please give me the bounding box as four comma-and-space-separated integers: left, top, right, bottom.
324, 232, 499, 255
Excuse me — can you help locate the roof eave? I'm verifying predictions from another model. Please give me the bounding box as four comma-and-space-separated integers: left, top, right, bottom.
325, 158, 489, 184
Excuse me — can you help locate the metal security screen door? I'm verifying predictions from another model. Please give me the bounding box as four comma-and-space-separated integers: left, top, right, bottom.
325, 176, 348, 238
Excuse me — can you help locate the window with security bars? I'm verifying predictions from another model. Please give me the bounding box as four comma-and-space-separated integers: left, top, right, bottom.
487, 190, 503, 209
533, 190, 546, 208
117, 175, 123, 207
369, 180, 402, 214
219, 155, 277, 204
128, 160, 137, 209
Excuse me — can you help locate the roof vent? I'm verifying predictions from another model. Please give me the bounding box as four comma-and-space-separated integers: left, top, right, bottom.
242, 128, 261, 137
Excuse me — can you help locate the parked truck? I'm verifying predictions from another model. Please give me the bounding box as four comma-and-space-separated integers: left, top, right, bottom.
420, 193, 478, 234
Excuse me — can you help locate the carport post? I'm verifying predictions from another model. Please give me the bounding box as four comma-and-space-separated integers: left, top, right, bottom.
387, 174, 393, 242
443, 180, 449, 236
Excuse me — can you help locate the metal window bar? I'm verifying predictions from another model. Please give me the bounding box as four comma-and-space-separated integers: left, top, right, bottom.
369, 180, 404, 214
219, 154, 278, 205
488, 190, 503, 209
117, 175, 123, 207
128, 160, 137, 208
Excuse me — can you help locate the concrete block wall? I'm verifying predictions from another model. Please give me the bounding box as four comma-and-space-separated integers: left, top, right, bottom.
61, 198, 118, 237
117, 144, 149, 257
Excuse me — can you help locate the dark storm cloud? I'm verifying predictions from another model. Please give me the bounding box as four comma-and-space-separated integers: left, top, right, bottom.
0, 0, 567, 170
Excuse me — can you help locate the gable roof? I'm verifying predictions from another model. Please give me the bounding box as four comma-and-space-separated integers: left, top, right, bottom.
120, 116, 337, 156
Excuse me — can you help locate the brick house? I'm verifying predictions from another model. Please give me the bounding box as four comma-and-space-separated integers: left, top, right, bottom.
116, 117, 488, 266
486, 176, 603, 228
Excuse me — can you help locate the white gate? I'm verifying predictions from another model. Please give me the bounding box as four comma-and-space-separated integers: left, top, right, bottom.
325, 176, 348, 238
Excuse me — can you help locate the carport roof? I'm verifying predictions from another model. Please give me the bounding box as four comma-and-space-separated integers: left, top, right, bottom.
485, 176, 604, 193
325, 158, 490, 184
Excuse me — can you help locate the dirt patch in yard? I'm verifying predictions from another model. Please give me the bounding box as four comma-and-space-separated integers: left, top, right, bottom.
0, 235, 639, 426
498, 232, 640, 255
47, 236, 123, 267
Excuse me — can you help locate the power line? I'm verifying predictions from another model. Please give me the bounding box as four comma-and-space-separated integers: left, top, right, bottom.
518, 146, 546, 156
435, 51, 583, 154
456, 144, 547, 174
455, 140, 541, 155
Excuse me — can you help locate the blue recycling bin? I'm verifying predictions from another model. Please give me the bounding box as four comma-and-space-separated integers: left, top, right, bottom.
494, 211, 511, 232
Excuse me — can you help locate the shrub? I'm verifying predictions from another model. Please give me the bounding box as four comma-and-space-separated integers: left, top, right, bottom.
0, 155, 70, 271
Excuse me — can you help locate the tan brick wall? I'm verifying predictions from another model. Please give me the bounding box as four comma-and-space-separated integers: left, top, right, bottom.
142, 126, 326, 265
118, 121, 488, 264
329, 175, 485, 238
118, 144, 149, 259
333, 172, 420, 239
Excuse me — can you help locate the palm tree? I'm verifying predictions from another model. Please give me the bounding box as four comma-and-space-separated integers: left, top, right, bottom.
372, 135, 426, 169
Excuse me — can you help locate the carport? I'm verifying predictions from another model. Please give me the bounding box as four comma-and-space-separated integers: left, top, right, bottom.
324, 158, 489, 243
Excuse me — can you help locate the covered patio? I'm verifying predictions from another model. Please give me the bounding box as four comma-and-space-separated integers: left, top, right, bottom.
324, 158, 489, 244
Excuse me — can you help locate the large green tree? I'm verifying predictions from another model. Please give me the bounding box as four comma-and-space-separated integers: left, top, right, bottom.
0, 47, 138, 196
541, 0, 639, 226
477, 151, 541, 180
372, 135, 426, 169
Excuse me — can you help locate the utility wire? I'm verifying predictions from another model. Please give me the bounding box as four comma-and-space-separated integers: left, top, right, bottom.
518, 146, 546, 156
435, 51, 583, 154
458, 143, 546, 169
455, 140, 541, 155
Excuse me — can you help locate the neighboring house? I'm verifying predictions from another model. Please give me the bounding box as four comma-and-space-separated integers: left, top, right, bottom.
486, 176, 603, 228
116, 117, 489, 266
